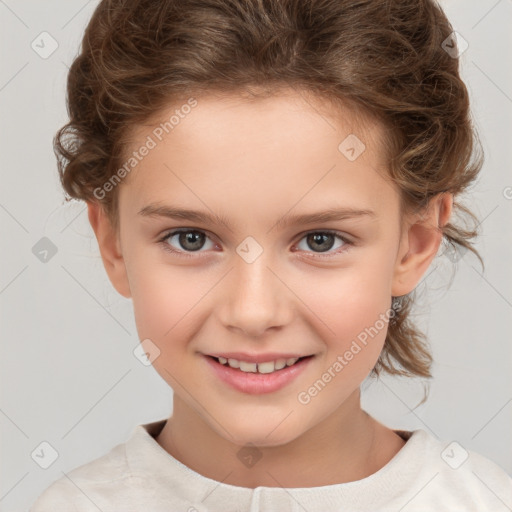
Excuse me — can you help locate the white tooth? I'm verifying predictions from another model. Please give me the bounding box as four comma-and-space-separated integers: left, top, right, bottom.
239, 361, 258, 372
257, 361, 276, 374
228, 358, 240, 368
218, 356, 228, 364
286, 357, 299, 366
274, 358, 287, 370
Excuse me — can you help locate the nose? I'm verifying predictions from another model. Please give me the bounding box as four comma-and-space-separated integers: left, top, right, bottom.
217, 250, 293, 338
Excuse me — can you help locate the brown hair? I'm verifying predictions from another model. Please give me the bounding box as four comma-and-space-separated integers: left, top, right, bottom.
55, 0, 484, 380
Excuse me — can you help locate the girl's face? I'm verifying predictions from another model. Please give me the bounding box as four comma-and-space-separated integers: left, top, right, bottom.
109, 90, 418, 446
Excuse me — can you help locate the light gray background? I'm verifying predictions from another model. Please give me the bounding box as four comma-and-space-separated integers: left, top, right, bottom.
1, 0, 511, 510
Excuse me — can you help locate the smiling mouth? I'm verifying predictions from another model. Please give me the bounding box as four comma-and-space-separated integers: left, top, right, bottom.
206, 355, 314, 374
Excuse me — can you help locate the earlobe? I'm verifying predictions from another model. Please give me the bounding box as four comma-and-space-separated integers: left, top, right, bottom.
87, 201, 132, 298
391, 193, 453, 296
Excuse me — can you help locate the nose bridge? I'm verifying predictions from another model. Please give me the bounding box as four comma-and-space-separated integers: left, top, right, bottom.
219, 238, 291, 336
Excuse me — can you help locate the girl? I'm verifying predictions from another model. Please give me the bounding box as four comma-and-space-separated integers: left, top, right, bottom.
31, 0, 511, 510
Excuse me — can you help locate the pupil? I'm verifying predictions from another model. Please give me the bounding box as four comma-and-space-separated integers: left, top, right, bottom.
180, 231, 204, 251
308, 233, 334, 252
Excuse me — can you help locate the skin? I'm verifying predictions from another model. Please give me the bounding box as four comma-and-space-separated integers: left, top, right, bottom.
88, 88, 453, 488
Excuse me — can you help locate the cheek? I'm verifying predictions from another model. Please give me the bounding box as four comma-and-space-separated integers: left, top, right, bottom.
129, 266, 214, 380
298, 257, 392, 362
127, 254, 209, 345
293, 271, 391, 414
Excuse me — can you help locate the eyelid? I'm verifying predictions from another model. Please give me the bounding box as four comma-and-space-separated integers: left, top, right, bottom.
157, 227, 354, 258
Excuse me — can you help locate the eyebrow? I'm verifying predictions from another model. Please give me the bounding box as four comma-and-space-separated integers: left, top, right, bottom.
138, 203, 376, 231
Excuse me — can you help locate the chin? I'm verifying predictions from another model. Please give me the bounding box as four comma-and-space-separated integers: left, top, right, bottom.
216, 417, 306, 449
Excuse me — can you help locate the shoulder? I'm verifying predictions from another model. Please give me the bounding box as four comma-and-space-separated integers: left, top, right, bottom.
407, 429, 512, 510
29, 439, 151, 512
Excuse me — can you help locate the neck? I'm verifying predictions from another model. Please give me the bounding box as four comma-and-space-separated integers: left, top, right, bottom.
155, 390, 404, 488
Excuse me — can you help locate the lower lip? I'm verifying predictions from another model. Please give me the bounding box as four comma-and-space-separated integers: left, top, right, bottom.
204, 355, 314, 395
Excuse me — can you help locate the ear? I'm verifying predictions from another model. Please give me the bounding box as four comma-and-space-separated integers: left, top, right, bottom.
392, 192, 453, 296
87, 201, 131, 298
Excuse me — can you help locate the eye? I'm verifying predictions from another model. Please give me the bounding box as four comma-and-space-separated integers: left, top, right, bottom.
294, 230, 352, 257
158, 229, 216, 256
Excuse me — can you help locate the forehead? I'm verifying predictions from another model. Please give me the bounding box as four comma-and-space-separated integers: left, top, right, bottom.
118, 90, 398, 222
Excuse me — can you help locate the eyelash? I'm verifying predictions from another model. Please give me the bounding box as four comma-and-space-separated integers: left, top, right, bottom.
156, 228, 354, 259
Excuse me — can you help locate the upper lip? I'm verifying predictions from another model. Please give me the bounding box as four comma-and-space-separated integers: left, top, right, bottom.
205, 352, 313, 363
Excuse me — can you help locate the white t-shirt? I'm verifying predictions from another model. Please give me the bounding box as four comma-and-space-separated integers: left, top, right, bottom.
30, 418, 512, 511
